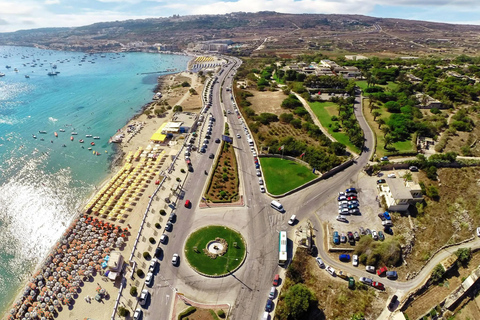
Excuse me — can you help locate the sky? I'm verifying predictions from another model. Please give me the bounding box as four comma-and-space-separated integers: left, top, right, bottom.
0, 0, 479, 33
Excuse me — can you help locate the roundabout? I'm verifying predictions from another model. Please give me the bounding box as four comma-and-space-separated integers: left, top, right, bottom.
184, 225, 246, 277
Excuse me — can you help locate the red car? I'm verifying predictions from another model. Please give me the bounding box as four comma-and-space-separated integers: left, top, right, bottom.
377, 266, 388, 276
347, 196, 357, 201
184, 200, 191, 208
372, 281, 385, 290
273, 274, 280, 286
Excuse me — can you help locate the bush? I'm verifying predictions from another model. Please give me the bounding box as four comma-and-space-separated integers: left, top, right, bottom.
455, 248, 471, 267
178, 306, 196, 320
217, 309, 226, 318
425, 166, 437, 180
160, 209, 166, 216
180, 168, 185, 173
426, 185, 439, 200
155, 223, 161, 229
431, 264, 445, 283
181, 81, 190, 87
176, 177, 181, 182
143, 252, 151, 260
118, 306, 130, 317
149, 237, 156, 244
354, 237, 402, 267
130, 286, 138, 296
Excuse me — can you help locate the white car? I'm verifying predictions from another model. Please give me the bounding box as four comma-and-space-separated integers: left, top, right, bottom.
256, 169, 262, 176
260, 186, 266, 193
336, 215, 347, 222
315, 257, 325, 268
352, 255, 359, 267
477, 227, 480, 237
387, 173, 396, 178
138, 289, 149, 306
372, 230, 378, 240
172, 253, 179, 266
326, 266, 335, 276
359, 277, 373, 285
288, 215, 296, 225
133, 308, 142, 320
160, 234, 168, 244
148, 259, 157, 273
145, 272, 153, 287
366, 265, 376, 273
258, 178, 264, 185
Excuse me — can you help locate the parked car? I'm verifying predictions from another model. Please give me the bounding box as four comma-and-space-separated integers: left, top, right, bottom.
381, 156, 389, 161
359, 227, 365, 235
160, 234, 168, 244
352, 255, 359, 267
372, 230, 378, 240
172, 253, 179, 266
168, 212, 176, 223
353, 231, 360, 241
377, 266, 388, 276
256, 169, 262, 176
258, 178, 264, 185
165, 222, 173, 232
377, 179, 386, 184
133, 308, 142, 320
149, 259, 158, 273
336, 215, 347, 223
338, 195, 347, 201
348, 277, 355, 289
477, 227, 480, 237
215, 138, 220, 143
288, 215, 296, 226
346, 188, 357, 193
387, 173, 396, 178
260, 186, 266, 193
265, 299, 273, 312
386, 271, 398, 279
273, 274, 280, 286
409, 166, 418, 172
382, 220, 393, 227
372, 281, 385, 290
184, 199, 191, 208
366, 228, 372, 236
326, 266, 335, 276
316, 257, 325, 268
138, 289, 149, 306
340, 233, 347, 243
388, 295, 398, 311
333, 231, 340, 244
359, 277, 372, 285
236, 134, 241, 139
378, 231, 385, 241
145, 272, 153, 287
155, 247, 162, 258
347, 232, 354, 243
383, 212, 391, 220
366, 265, 376, 273
209, 153, 215, 159
347, 195, 357, 201
341, 208, 350, 215
349, 208, 360, 215
339, 254, 351, 262
348, 203, 359, 209
378, 213, 386, 221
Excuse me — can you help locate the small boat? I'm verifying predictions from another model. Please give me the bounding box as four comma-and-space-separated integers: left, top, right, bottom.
32, 134, 37, 139
71, 132, 78, 135
93, 136, 100, 139
59, 129, 65, 132
88, 147, 92, 150
62, 144, 66, 147
39, 130, 47, 134
85, 134, 92, 138
90, 142, 95, 146
54, 132, 58, 137
79, 139, 84, 143
70, 136, 74, 141
0, 72, 5, 77
25, 75, 30, 78
14, 68, 18, 72
40, 138, 44, 141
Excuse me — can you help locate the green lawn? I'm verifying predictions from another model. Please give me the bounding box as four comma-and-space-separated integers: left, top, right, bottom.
356, 81, 398, 91
184, 226, 245, 276
308, 101, 361, 154
260, 157, 317, 195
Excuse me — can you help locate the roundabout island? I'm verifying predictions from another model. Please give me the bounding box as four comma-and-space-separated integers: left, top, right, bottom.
184, 225, 246, 277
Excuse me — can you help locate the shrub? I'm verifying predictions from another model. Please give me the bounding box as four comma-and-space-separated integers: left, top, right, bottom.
455, 248, 471, 267
137, 269, 145, 278
431, 264, 445, 283
160, 209, 166, 216
173, 105, 183, 112
217, 309, 226, 318
181, 81, 190, 87
155, 223, 161, 229
178, 306, 196, 320
117, 306, 130, 317
143, 252, 151, 260
176, 177, 181, 182
180, 169, 185, 173
130, 286, 138, 296
149, 237, 156, 244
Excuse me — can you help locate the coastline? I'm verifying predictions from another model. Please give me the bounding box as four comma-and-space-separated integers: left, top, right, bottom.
1, 54, 201, 319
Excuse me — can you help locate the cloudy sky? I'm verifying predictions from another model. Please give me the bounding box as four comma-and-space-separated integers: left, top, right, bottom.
0, 0, 479, 33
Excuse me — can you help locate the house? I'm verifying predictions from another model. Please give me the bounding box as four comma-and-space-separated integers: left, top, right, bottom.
378, 179, 423, 211
106, 251, 125, 280
415, 93, 444, 109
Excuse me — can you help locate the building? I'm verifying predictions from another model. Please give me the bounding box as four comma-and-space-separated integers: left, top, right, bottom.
415, 93, 444, 109
106, 251, 124, 280
378, 179, 423, 211
150, 112, 198, 143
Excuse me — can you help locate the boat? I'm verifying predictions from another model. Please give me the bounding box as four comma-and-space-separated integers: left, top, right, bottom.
14, 68, 18, 72
59, 129, 65, 132
88, 147, 92, 150
40, 138, 44, 141
0, 72, 5, 77
25, 75, 29, 78
85, 134, 93, 138
71, 132, 78, 135
90, 142, 95, 146
93, 136, 100, 139
54, 132, 58, 137
5, 65, 11, 68
39, 130, 47, 134
47, 71, 58, 76
32, 134, 37, 139
62, 144, 66, 147
79, 139, 84, 143
70, 136, 74, 141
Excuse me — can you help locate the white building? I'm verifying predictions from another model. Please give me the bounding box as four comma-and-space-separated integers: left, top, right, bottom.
378, 179, 423, 211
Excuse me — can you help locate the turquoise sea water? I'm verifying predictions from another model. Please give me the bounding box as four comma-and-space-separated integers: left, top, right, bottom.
0, 46, 190, 314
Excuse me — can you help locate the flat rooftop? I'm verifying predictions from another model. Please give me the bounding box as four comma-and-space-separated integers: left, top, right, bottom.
387, 179, 413, 200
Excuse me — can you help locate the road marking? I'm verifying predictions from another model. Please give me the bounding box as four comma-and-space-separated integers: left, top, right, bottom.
165, 294, 169, 305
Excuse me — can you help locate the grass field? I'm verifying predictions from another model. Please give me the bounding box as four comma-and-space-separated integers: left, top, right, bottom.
260, 157, 317, 195
184, 226, 245, 276
356, 81, 398, 91
308, 101, 361, 154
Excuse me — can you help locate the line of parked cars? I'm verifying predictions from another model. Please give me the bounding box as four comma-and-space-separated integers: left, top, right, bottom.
263, 274, 281, 319
336, 188, 360, 222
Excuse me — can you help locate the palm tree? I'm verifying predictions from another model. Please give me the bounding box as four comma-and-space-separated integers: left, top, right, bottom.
384, 134, 393, 149
377, 118, 385, 129
381, 124, 391, 138
372, 110, 381, 121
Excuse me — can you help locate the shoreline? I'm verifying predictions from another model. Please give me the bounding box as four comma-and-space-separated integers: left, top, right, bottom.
1, 53, 196, 318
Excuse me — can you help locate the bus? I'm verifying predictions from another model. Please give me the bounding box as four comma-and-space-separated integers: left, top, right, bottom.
279, 231, 288, 266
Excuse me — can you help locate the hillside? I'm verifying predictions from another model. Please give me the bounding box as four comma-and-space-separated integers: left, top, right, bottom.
1, 11, 480, 57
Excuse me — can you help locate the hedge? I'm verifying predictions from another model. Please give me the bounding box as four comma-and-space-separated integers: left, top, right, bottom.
178, 307, 196, 320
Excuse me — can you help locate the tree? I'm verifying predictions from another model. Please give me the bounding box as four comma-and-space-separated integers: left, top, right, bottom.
279, 113, 294, 123
455, 248, 471, 267
377, 118, 385, 129
291, 118, 302, 129
284, 284, 317, 320
384, 134, 393, 149
372, 110, 381, 121
189, 88, 197, 95
117, 306, 130, 317
130, 286, 138, 296
181, 81, 190, 87
173, 105, 183, 112
431, 264, 445, 283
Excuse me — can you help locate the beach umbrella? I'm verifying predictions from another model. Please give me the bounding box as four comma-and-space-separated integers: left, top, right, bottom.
48, 305, 54, 311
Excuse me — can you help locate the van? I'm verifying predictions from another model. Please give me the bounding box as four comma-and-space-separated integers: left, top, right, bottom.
262, 311, 269, 320
248, 138, 254, 146
270, 200, 284, 212
269, 286, 276, 299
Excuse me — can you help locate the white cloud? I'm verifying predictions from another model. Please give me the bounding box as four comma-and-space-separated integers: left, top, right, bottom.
45, 0, 61, 5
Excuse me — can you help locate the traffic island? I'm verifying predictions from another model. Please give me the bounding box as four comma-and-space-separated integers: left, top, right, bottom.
184, 225, 246, 277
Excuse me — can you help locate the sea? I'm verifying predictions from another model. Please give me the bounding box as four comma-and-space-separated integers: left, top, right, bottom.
0, 46, 191, 314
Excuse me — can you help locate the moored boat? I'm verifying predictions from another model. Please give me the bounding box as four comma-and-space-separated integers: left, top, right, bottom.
70, 136, 74, 141
32, 134, 37, 139
39, 130, 47, 134
93, 136, 100, 139
90, 142, 95, 146
79, 139, 84, 143
54, 132, 58, 137
85, 134, 93, 138
59, 129, 65, 132
71, 132, 78, 135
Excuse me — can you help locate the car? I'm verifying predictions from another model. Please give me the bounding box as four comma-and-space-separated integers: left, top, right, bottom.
269, 286, 276, 299
160, 234, 168, 244
145, 272, 153, 286
359, 277, 372, 285
346, 188, 357, 194
378, 213, 386, 221
236, 134, 241, 138
155, 247, 162, 258
353, 231, 360, 241
387, 173, 396, 178
386, 271, 398, 279
133, 308, 143, 320
348, 277, 355, 289
185, 200, 191, 208
340, 233, 346, 243
336, 215, 347, 223
409, 166, 418, 172
378, 231, 385, 241
138, 289, 149, 306
326, 266, 335, 276
477, 227, 480, 237
168, 212, 176, 223
207, 152, 215, 159
377, 179, 386, 184
200, 148, 206, 153
377, 266, 388, 276
315, 257, 325, 268
258, 178, 264, 185
348, 203, 359, 209
349, 208, 360, 215
341, 208, 350, 215
347, 196, 357, 201
260, 186, 266, 193
352, 255, 359, 267
256, 169, 261, 176
215, 138, 220, 143
288, 215, 296, 225
372, 230, 378, 240
149, 259, 158, 273
384, 226, 393, 235
366, 228, 372, 236
338, 203, 348, 209
388, 295, 398, 311
255, 163, 260, 169
383, 212, 391, 220
337, 195, 347, 201
172, 253, 179, 266
381, 156, 389, 161
338, 191, 345, 197
372, 281, 385, 290
273, 274, 280, 286
253, 151, 257, 157
366, 265, 376, 273
382, 220, 393, 227
347, 200, 359, 205
333, 231, 340, 244
359, 227, 365, 235
347, 232, 354, 242
265, 299, 273, 312
339, 254, 350, 262
165, 222, 173, 232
